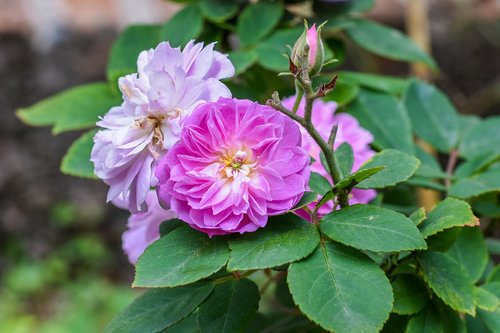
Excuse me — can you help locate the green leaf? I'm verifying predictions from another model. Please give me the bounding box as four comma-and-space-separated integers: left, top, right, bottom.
255, 28, 303, 72
459, 116, 500, 160
391, 275, 429, 315
334, 142, 354, 179
487, 238, 500, 255
162, 314, 200, 333
418, 252, 475, 315
350, 90, 414, 154
426, 227, 462, 252
228, 50, 258, 75
409, 207, 426, 226
197, 279, 259, 333
340, 71, 408, 95
227, 214, 320, 271
162, 5, 204, 47
104, 283, 214, 333
419, 198, 478, 238
134, 226, 229, 287
290, 192, 318, 211
454, 152, 500, 178
159, 219, 185, 237
106, 25, 161, 85
404, 80, 460, 153
335, 166, 385, 190
345, 19, 436, 68
237, 2, 283, 47
487, 265, 500, 283
449, 167, 500, 199
415, 146, 447, 178
356, 149, 420, 189
320, 205, 426, 252
446, 227, 488, 283
323, 80, 359, 106
287, 242, 393, 333
61, 130, 97, 179
474, 286, 499, 312
199, 0, 238, 22
309, 172, 331, 196
477, 282, 500, 332
16, 83, 120, 134
405, 307, 441, 333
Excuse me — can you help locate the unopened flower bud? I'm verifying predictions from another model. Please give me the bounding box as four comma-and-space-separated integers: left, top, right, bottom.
291, 22, 326, 76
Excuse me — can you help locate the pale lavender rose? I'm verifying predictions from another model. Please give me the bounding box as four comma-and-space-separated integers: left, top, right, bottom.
155, 98, 310, 236
91, 41, 234, 213
121, 190, 176, 264
282, 96, 376, 215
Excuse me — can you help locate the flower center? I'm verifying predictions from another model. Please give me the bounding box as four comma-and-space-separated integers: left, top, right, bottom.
222, 150, 253, 178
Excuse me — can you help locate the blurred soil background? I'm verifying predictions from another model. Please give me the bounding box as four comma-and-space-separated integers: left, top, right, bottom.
0, 0, 499, 331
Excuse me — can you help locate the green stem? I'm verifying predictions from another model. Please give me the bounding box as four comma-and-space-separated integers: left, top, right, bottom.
292, 88, 303, 113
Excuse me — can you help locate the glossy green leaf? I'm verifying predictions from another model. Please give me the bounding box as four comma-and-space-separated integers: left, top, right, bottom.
335, 166, 385, 190
105, 283, 214, 333
340, 71, 408, 95
392, 275, 429, 315
419, 198, 478, 238
16, 83, 120, 134
61, 130, 97, 179
321, 204, 426, 252
255, 28, 303, 72
198, 279, 259, 333
105, 25, 161, 85
356, 149, 420, 189
449, 167, 500, 199
227, 214, 320, 271
237, 2, 283, 47
459, 116, 500, 160
474, 286, 499, 312
287, 242, 393, 333
404, 80, 459, 153
323, 80, 359, 106
135, 226, 229, 287
159, 219, 185, 237
228, 50, 258, 75
200, 0, 238, 22
350, 90, 414, 154
446, 227, 488, 283
162, 6, 203, 47
418, 252, 475, 315
345, 19, 436, 68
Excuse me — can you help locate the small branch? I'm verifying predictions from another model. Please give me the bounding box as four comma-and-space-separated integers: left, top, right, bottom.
267, 92, 305, 126
327, 125, 338, 148
445, 149, 458, 189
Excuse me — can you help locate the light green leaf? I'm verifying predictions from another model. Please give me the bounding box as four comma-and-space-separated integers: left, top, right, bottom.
255, 28, 303, 72
487, 265, 500, 283
350, 90, 414, 154
228, 50, 258, 75
454, 152, 500, 178
287, 242, 393, 333
409, 207, 426, 226
459, 116, 500, 160
227, 214, 320, 271
16, 83, 120, 134
199, 0, 238, 22
134, 226, 229, 287
61, 130, 97, 179
345, 19, 436, 68
446, 227, 488, 283
419, 198, 478, 238
335, 166, 385, 190
340, 71, 408, 95
474, 286, 499, 312
418, 252, 475, 315
404, 80, 459, 153
323, 80, 359, 106
104, 283, 213, 333
391, 275, 429, 315
449, 167, 500, 199
477, 282, 500, 332
356, 149, 420, 189
309, 172, 331, 196
197, 279, 259, 333
320, 205, 426, 252
334, 142, 354, 179
162, 5, 204, 47
237, 2, 283, 47
106, 25, 161, 85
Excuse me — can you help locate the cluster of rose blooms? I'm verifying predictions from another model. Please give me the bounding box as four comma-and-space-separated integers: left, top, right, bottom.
91, 28, 376, 264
